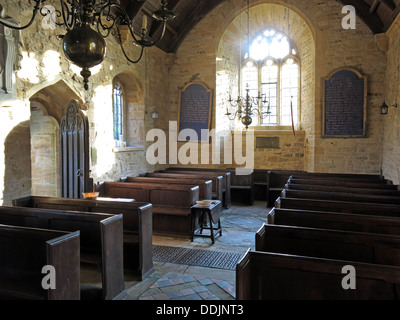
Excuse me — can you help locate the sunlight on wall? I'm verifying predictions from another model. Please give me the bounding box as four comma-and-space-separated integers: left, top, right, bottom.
91, 84, 115, 178
70, 63, 102, 76
17, 52, 39, 83
42, 50, 62, 81
0, 101, 31, 204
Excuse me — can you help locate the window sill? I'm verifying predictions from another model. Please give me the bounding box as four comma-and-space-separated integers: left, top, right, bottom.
112, 145, 145, 153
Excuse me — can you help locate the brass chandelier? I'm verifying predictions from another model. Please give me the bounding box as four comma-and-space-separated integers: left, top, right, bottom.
0, 0, 177, 90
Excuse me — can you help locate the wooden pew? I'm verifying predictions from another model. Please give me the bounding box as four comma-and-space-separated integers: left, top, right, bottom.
253, 169, 268, 201
13, 195, 153, 280
275, 197, 400, 217
145, 172, 223, 205
122, 176, 212, 200
287, 177, 398, 190
236, 249, 400, 300
266, 170, 307, 207
228, 169, 254, 205
268, 207, 400, 235
255, 224, 400, 266
280, 189, 400, 205
0, 205, 125, 300
98, 182, 199, 237
284, 182, 400, 196
0, 224, 80, 300
290, 172, 391, 183
164, 168, 231, 208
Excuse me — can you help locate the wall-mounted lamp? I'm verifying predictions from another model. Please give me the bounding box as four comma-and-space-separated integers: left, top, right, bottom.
381, 101, 398, 115
151, 106, 159, 119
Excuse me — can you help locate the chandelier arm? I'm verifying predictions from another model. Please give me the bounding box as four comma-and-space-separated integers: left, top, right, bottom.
0, 0, 43, 30
117, 27, 145, 64
141, 20, 167, 48
59, 0, 76, 30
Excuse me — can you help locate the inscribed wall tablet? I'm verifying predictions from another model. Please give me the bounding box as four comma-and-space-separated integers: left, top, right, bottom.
178, 82, 212, 142
322, 68, 367, 138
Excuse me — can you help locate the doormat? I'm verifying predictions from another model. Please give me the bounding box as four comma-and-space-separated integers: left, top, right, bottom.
152, 245, 243, 270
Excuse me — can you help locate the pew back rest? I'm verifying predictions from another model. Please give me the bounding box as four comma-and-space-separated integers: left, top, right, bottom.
102, 182, 199, 207
236, 250, 400, 300
0, 224, 80, 300
256, 224, 400, 266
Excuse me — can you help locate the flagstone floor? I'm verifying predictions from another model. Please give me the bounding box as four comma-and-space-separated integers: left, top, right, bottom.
121, 201, 270, 300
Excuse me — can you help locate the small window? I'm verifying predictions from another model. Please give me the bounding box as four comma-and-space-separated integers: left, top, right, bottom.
113, 82, 125, 146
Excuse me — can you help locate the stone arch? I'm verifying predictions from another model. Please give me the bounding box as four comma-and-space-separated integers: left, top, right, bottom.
216, 2, 315, 133
28, 79, 81, 198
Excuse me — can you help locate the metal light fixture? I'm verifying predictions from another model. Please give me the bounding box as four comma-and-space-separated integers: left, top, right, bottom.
225, 0, 269, 129
0, 0, 177, 90
380, 101, 398, 115
151, 106, 159, 119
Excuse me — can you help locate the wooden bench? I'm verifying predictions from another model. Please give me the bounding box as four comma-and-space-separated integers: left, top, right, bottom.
275, 197, 400, 217
290, 173, 391, 183
0, 205, 125, 300
98, 182, 199, 237
287, 177, 398, 190
280, 188, 400, 205
13, 195, 153, 280
284, 182, 400, 196
145, 172, 223, 205
268, 207, 400, 235
266, 170, 307, 207
255, 223, 400, 266
253, 169, 268, 201
122, 176, 213, 200
0, 224, 80, 300
236, 250, 400, 300
228, 169, 254, 205
164, 168, 231, 208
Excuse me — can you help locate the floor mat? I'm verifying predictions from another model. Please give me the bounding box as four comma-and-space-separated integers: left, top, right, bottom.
153, 245, 243, 270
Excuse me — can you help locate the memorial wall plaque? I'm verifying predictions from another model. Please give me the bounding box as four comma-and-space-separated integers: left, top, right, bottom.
322, 68, 367, 138
178, 82, 213, 142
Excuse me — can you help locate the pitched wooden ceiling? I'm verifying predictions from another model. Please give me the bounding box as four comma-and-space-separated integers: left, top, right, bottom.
119, 0, 400, 53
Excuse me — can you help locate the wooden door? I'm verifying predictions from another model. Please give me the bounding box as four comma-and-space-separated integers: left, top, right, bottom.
60, 100, 90, 198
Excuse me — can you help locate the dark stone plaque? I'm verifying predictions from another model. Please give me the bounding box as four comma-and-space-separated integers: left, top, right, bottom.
178, 82, 212, 142
322, 69, 367, 138
256, 137, 280, 149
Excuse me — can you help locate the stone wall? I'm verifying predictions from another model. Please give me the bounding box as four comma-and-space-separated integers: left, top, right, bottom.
382, 18, 400, 184
167, 0, 386, 174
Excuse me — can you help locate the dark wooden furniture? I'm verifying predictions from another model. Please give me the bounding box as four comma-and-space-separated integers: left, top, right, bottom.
0, 224, 80, 300
287, 177, 398, 190
268, 207, 400, 235
236, 250, 400, 300
275, 197, 400, 216
253, 169, 268, 201
280, 188, 400, 205
191, 200, 222, 243
284, 182, 400, 196
164, 168, 231, 208
1, 204, 125, 300
145, 172, 223, 204
266, 170, 306, 207
13, 195, 153, 280
228, 169, 254, 205
97, 181, 199, 237
256, 223, 400, 266
122, 176, 213, 200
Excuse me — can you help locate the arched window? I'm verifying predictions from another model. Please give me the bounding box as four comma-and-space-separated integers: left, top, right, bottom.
113, 82, 125, 146
241, 28, 300, 127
